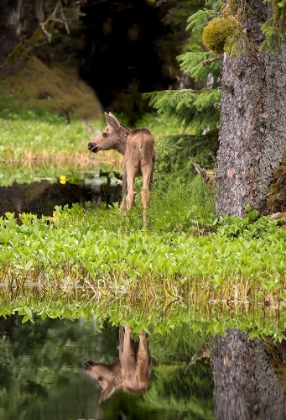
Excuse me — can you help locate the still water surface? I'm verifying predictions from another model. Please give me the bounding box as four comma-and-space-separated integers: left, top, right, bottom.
1, 315, 286, 420
0, 170, 121, 217
0, 316, 213, 420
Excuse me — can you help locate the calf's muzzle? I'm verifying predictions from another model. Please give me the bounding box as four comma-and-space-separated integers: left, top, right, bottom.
88, 142, 98, 153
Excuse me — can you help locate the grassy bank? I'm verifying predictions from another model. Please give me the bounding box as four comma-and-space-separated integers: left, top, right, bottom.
0, 202, 285, 339
0, 202, 285, 302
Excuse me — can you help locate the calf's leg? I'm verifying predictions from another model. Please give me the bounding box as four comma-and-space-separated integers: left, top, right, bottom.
141, 166, 152, 228
125, 167, 137, 211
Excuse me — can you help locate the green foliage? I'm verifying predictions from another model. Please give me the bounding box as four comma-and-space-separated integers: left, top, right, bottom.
0, 199, 286, 313
261, 0, 286, 54
154, 130, 218, 184
146, 0, 286, 181
186, 8, 218, 38
146, 2, 221, 177
0, 118, 91, 163
216, 211, 279, 240
259, 18, 284, 55
149, 175, 216, 232
163, 1, 207, 53
164, 1, 206, 28
144, 89, 220, 134
0, 84, 63, 123
177, 51, 220, 83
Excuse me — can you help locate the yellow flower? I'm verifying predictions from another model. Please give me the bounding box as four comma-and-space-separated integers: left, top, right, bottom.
59, 175, 67, 185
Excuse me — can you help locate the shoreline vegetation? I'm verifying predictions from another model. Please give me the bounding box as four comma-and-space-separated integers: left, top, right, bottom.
0, 205, 285, 316
1, 95, 286, 339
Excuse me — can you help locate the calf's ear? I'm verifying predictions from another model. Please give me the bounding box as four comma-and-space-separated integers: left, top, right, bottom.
105, 112, 121, 130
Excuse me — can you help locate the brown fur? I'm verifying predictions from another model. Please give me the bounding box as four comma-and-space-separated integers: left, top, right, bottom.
84, 327, 152, 403
88, 113, 156, 228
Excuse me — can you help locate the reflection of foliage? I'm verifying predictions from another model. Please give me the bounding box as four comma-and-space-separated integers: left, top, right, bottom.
0, 315, 116, 419
149, 322, 208, 364
0, 316, 99, 385
0, 316, 214, 420
143, 364, 213, 419
140, 324, 213, 418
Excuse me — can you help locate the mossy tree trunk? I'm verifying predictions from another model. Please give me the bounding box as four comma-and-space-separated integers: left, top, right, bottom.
211, 329, 286, 419
215, 0, 286, 216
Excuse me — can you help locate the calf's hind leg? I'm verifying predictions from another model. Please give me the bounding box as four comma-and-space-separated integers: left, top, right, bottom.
141, 166, 152, 229
125, 167, 137, 211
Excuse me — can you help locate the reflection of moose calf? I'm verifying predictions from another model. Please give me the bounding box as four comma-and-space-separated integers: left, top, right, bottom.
84, 326, 152, 403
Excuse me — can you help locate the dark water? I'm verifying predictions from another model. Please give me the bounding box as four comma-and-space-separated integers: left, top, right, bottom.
1, 316, 286, 420
0, 171, 122, 218
0, 316, 213, 420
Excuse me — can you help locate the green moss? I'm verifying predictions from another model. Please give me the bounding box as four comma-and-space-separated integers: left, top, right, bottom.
202, 16, 243, 54
266, 154, 286, 213
1, 55, 102, 120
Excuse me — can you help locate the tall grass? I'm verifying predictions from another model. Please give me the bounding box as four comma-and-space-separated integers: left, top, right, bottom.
148, 175, 215, 233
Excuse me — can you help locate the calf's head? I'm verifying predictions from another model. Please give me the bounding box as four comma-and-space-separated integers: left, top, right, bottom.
88, 112, 129, 155
84, 359, 122, 403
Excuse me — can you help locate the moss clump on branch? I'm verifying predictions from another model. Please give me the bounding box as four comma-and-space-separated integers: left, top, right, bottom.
202, 16, 243, 54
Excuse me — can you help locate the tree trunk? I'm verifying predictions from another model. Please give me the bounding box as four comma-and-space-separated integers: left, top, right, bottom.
215, 0, 286, 216
211, 329, 286, 419
0, 0, 44, 65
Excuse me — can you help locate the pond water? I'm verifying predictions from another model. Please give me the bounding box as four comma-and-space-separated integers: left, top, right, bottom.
1, 315, 286, 420
0, 170, 122, 217
0, 316, 213, 420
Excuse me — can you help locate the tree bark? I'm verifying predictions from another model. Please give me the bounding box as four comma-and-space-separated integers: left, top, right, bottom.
215, 0, 286, 216
211, 329, 286, 420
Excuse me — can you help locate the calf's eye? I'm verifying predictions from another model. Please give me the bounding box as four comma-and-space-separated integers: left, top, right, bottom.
103, 133, 108, 138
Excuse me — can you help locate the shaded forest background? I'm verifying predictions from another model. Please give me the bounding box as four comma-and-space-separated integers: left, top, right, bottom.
0, 0, 201, 120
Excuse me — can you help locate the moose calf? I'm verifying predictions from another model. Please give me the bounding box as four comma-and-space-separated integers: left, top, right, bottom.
88, 112, 156, 228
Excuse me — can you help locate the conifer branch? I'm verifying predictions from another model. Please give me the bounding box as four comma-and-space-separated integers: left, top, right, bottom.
202, 57, 220, 67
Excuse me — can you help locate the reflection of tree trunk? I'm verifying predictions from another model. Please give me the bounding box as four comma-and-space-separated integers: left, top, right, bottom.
211, 329, 286, 420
